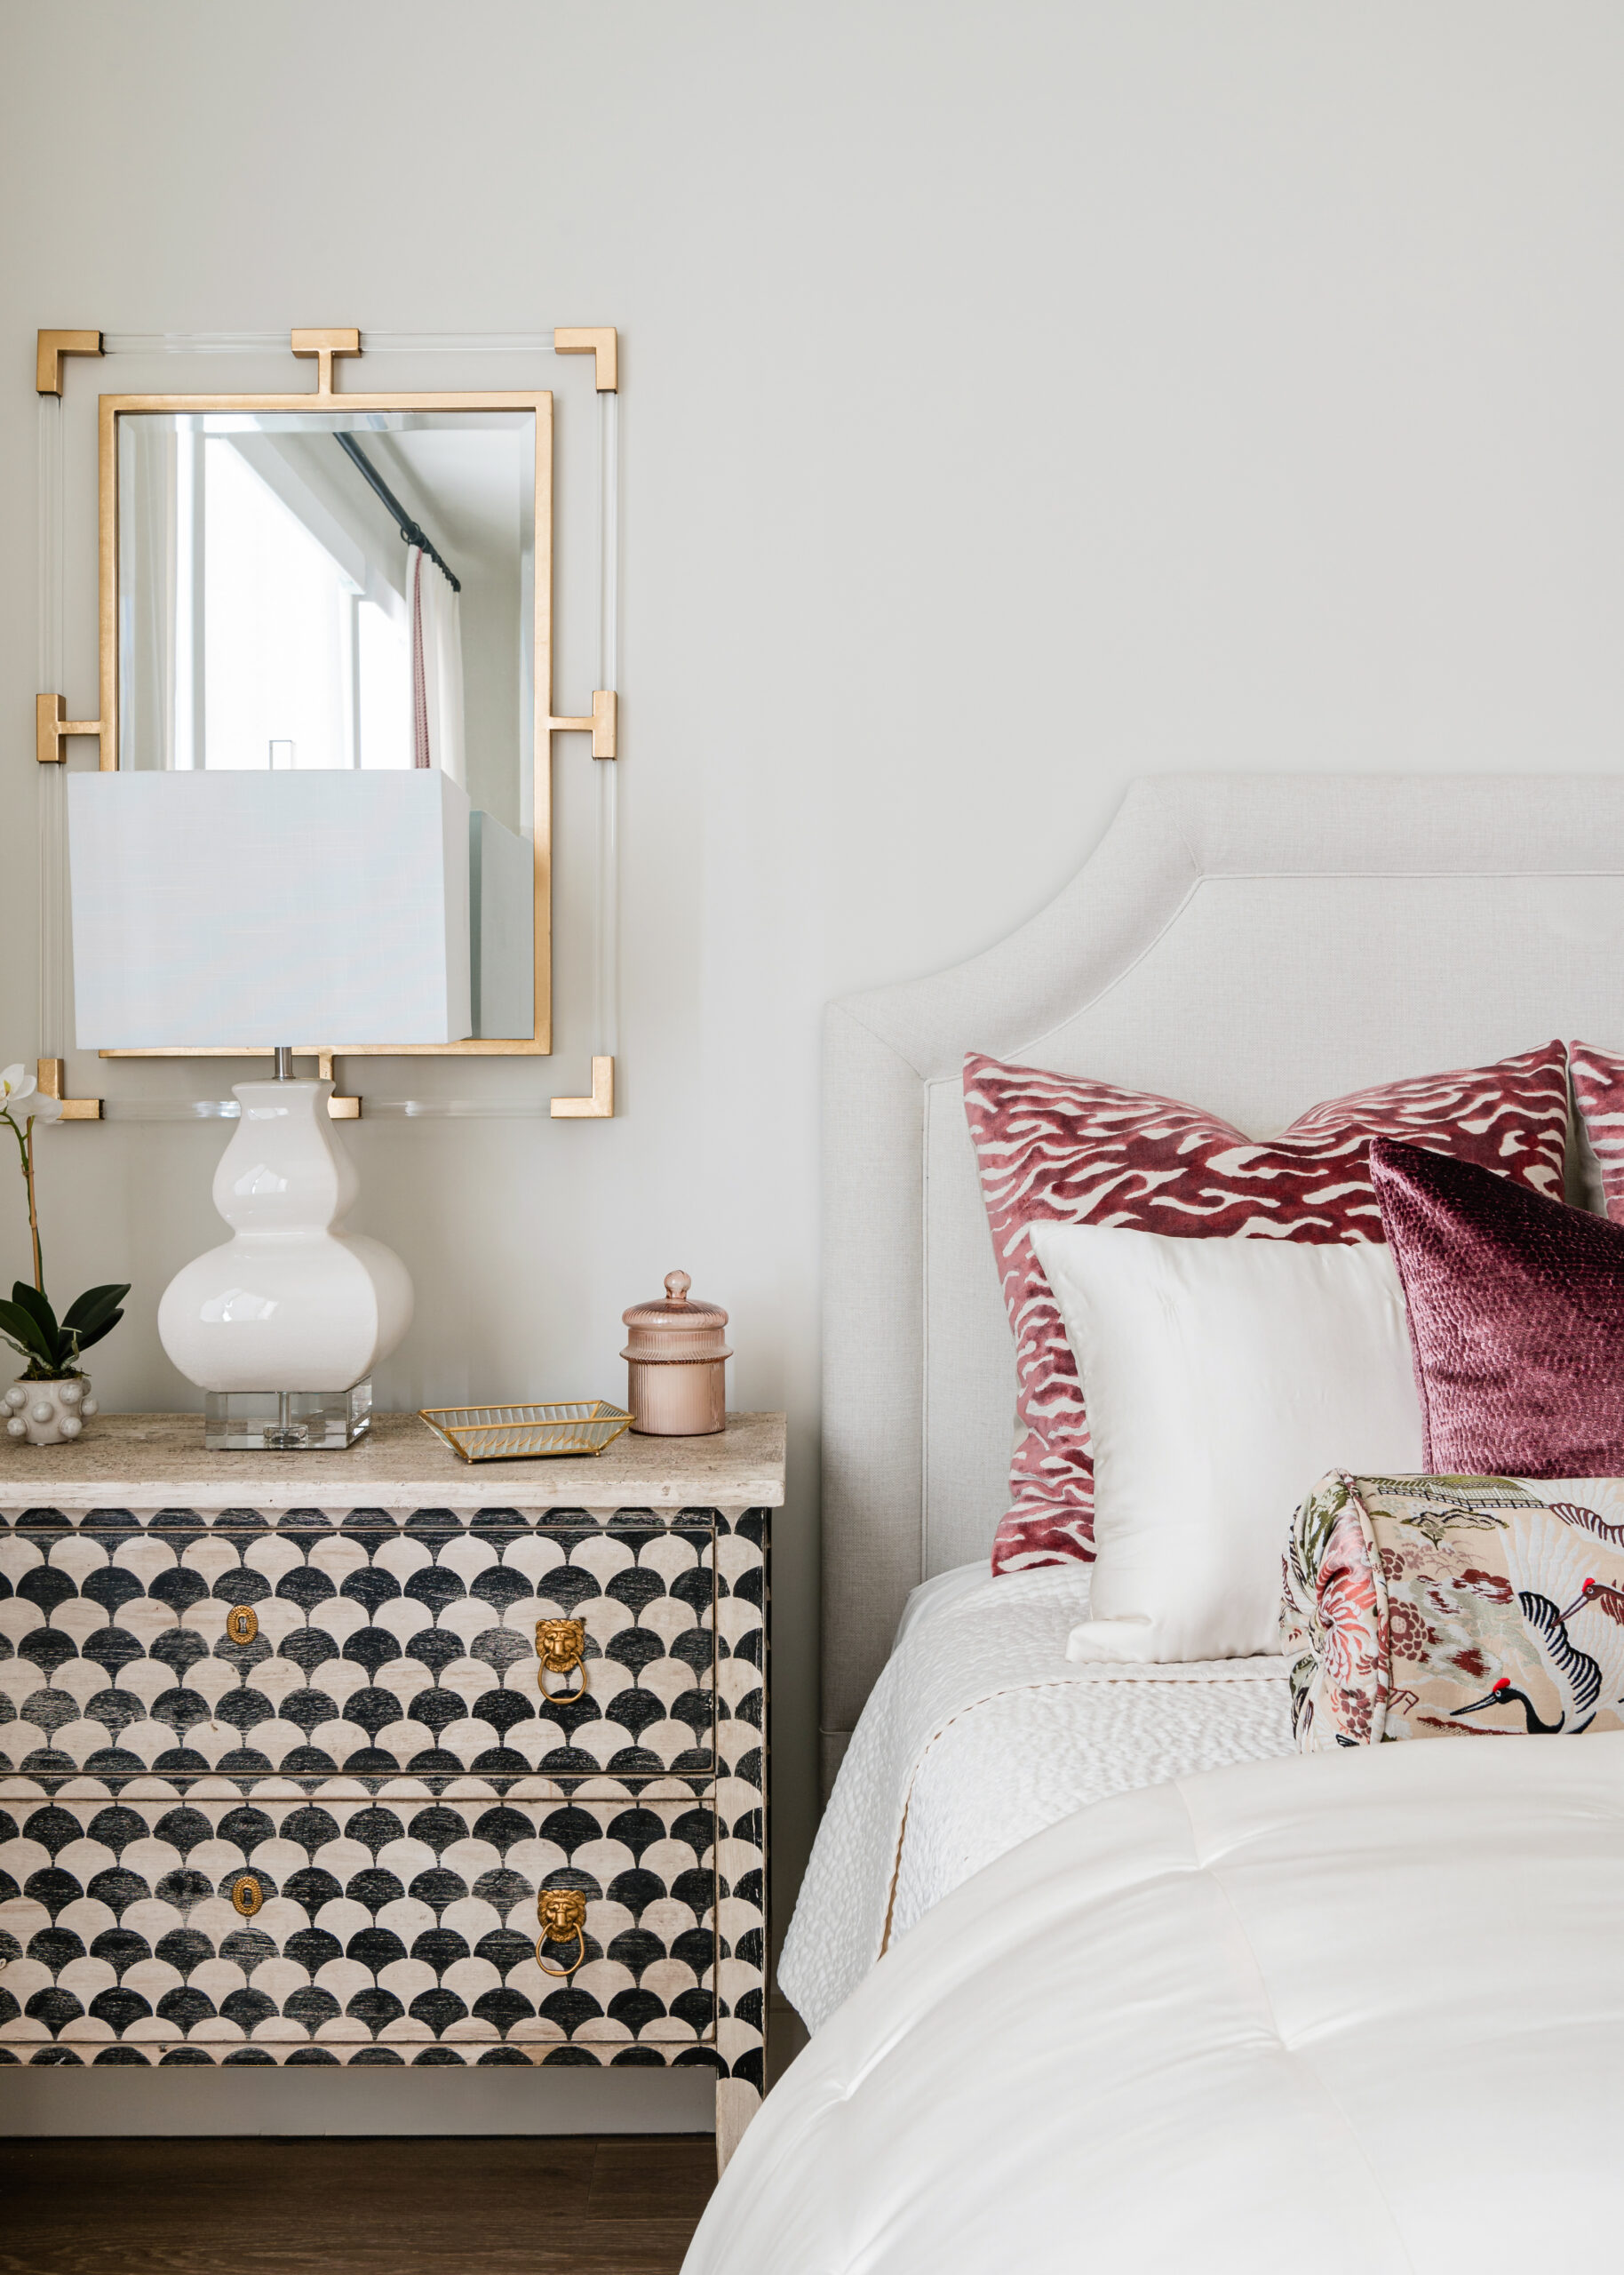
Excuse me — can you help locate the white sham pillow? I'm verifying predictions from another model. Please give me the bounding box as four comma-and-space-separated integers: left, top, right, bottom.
1028, 1220, 1424, 1664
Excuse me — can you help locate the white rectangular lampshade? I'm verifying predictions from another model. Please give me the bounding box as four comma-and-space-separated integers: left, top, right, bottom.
68, 770, 473, 1047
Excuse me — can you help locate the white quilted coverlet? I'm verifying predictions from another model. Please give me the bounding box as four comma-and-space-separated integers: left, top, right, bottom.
693, 1736, 1624, 2273
778, 1564, 1291, 2031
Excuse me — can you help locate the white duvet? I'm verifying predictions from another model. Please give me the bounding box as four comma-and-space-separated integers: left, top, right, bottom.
779, 1563, 1292, 2031
691, 1736, 1624, 2272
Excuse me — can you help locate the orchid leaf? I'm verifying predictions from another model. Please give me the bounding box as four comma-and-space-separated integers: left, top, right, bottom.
62, 1284, 129, 1338
72, 1308, 124, 1357
11, 1281, 58, 1344
0, 1297, 53, 1364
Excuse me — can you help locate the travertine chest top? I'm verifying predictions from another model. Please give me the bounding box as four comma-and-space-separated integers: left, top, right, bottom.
0, 1412, 784, 2144
0, 1409, 787, 1509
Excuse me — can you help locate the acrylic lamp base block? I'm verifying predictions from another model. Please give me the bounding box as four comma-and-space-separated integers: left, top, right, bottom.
203, 1384, 373, 1451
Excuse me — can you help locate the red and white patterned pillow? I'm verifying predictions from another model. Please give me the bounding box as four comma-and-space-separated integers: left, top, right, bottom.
964, 1042, 1571, 1575
1570, 1042, 1624, 1220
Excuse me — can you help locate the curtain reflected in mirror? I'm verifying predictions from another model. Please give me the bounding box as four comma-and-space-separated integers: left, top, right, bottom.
116, 408, 537, 1041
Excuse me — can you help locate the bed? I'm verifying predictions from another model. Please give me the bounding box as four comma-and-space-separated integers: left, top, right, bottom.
702, 773, 1624, 2268
788, 773, 1623, 2012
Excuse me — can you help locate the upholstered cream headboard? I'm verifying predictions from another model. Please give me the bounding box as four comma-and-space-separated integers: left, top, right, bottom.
820, 773, 1624, 1790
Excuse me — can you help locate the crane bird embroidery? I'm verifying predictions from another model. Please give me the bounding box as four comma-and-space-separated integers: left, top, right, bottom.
1558, 1576, 1624, 1627
1549, 1502, 1624, 1550
1453, 1677, 1565, 1735
1453, 1590, 1602, 1734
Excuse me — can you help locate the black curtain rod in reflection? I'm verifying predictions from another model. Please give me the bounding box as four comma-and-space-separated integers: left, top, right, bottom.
332, 432, 461, 592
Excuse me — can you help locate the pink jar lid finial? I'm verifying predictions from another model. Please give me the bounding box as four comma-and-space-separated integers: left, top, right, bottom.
622, 1271, 731, 1361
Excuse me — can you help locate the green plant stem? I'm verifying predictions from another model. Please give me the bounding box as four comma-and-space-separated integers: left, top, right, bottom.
25, 1124, 42, 1294
3, 1110, 43, 1293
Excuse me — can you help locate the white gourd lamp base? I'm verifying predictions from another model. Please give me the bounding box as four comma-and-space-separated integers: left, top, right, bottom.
157, 1059, 413, 1452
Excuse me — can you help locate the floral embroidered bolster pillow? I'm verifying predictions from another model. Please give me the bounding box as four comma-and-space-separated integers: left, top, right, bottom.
961, 1044, 1571, 1576
1281, 1472, 1624, 1749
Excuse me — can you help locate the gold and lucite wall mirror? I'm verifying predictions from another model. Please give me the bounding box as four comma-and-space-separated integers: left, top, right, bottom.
36, 325, 619, 1119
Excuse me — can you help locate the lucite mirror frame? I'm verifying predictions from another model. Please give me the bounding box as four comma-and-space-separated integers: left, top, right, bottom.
95, 386, 554, 1059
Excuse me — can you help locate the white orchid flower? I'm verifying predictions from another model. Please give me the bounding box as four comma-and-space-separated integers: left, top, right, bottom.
0, 1065, 61, 1124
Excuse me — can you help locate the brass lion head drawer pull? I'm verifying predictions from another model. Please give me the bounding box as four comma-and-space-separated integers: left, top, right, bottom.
231, 1873, 264, 1918
226, 1605, 259, 1645
536, 1616, 589, 1700
536, 1886, 588, 1976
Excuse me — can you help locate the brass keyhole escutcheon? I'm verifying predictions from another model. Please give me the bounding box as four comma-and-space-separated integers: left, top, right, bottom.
231, 1873, 264, 1918
536, 1886, 588, 1976
536, 1617, 589, 1701
226, 1605, 259, 1645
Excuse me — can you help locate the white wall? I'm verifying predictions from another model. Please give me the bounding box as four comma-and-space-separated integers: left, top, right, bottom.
4, 0, 1624, 2111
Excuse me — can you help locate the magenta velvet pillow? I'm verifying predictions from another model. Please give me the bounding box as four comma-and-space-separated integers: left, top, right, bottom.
1370, 1135, 1624, 1476
965, 1044, 1572, 1573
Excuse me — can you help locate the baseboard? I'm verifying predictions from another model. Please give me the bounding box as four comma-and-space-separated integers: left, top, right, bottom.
0, 2065, 717, 2138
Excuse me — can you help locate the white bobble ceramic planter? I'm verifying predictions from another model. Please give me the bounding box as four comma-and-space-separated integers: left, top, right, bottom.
4, 1376, 97, 1447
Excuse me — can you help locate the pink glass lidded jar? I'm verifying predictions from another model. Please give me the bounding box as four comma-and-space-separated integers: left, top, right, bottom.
621, 1272, 731, 1436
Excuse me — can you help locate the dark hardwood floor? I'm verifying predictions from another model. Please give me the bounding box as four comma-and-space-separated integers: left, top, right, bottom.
0, 2135, 717, 2275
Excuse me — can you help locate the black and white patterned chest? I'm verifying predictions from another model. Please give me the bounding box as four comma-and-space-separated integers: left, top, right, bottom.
0, 1411, 784, 2154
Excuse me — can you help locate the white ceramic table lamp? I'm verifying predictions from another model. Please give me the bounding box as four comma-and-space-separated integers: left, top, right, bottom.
68, 770, 473, 1449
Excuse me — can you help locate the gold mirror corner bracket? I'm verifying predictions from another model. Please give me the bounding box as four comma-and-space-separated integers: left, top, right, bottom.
553, 326, 618, 392
36, 694, 103, 765
548, 690, 617, 760
316, 1053, 361, 1120
36, 330, 103, 396
36, 1058, 101, 1123
290, 327, 362, 395
550, 1056, 614, 1121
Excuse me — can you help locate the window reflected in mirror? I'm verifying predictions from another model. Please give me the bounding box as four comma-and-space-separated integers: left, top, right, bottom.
116, 407, 537, 1041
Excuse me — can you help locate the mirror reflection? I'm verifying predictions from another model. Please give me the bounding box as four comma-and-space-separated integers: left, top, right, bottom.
116, 408, 537, 1040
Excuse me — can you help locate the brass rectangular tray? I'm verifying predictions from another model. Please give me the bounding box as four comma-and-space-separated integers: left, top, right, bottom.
418, 1401, 633, 1462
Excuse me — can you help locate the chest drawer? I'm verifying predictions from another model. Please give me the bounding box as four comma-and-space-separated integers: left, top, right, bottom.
0, 1790, 751, 2068
0, 1507, 720, 1795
